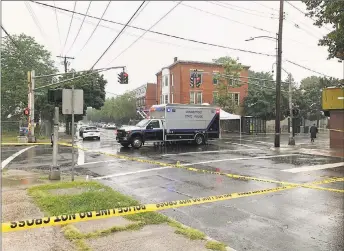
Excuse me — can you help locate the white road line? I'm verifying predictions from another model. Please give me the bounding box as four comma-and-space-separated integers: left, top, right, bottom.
162, 149, 260, 156
235, 139, 273, 145
77, 143, 85, 166
1, 146, 36, 169
226, 142, 260, 149
183, 154, 299, 166
79, 160, 125, 166
281, 162, 344, 173
92, 166, 172, 180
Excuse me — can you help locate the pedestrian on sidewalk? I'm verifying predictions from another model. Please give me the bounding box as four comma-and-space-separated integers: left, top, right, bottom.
310, 124, 318, 143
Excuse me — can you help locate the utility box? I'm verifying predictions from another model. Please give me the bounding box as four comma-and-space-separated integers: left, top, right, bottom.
322, 87, 344, 110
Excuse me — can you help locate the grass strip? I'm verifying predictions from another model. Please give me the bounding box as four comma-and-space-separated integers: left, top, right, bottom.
206, 240, 227, 251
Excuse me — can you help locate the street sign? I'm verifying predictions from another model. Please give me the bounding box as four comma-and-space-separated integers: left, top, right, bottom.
62, 89, 84, 114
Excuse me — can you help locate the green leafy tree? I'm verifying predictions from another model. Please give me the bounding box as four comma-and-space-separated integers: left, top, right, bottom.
244, 71, 289, 120
1, 33, 57, 121
212, 57, 243, 113
302, 0, 344, 59
87, 92, 137, 125
297, 75, 342, 124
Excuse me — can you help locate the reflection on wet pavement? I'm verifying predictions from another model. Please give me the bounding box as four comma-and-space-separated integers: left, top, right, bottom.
2, 130, 343, 251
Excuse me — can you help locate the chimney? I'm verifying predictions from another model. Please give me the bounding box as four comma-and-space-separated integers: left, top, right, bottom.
174, 57, 178, 62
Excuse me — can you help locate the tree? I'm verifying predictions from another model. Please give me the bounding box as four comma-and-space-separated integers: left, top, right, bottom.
58, 69, 107, 134
302, 0, 344, 59
243, 70, 289, 120
297, 75, 342, 124
212, 56, 243, 113
1, 33, 57, 121
87, 92, 137, 125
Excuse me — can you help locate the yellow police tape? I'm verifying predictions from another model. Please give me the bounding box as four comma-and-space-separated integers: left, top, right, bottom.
61, 142, 344, 193
2, 185, 293, 233
1, 142, 51, 146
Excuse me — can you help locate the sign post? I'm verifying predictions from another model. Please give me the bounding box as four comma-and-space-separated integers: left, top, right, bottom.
62, 88, 84, 181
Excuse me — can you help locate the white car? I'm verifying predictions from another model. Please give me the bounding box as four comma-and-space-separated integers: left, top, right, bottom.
82, 126, 100, 140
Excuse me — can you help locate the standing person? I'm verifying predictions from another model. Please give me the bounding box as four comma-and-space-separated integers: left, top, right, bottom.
310, 124, 318, 143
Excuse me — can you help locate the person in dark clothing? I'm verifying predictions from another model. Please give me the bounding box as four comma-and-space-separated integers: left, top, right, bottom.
310, 124, 318, 143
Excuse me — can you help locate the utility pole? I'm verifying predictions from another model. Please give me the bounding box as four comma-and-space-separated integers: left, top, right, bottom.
56, 55, 75, 73
27, 70, 36, 143
288, 73, 295, 145
274, 0, 284, 148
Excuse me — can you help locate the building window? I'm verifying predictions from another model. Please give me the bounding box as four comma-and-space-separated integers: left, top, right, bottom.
229, 78, 240, 86
212, 91, 218, 104
229, 93, 240, 105
212, 73, 219, 85
171, 93, 174, 103
164, 75, 168, 87
164, 94, 169, 104
171, 74, 174, 86
190, 92, 202, 104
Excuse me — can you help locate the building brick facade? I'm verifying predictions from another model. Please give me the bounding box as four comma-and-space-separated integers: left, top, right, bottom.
155, 57, 250, 114
132, 83, 157, 112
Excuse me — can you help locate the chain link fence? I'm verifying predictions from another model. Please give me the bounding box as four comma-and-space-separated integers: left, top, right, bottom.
1, 121, 21, 135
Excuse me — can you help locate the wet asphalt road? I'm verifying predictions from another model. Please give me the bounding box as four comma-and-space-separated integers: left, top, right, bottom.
2, 129, 344, 251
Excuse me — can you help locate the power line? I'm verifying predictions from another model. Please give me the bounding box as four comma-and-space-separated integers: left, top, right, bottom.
57, 8, 222, 54
254, 2, 279, 13
285, 1, 331, 32
208, 1, 278, 19
1, 25, 37, 70
107, 1, 182, 66
76, 1, 111, 57
66, 1, 92, 55
90, 1, 149, 69
62, 1, 77, 55
53, 1, 62, 54
285, 59, 334, 78
32, 1, 275, 58
24, 2, 50, 47
131, 1, 150, 24
180, 2, 274, 33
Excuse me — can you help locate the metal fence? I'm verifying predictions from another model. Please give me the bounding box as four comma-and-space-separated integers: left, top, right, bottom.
1, 121, 20, 135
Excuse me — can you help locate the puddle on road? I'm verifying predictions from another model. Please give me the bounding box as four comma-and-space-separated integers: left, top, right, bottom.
272, 155, 342, 166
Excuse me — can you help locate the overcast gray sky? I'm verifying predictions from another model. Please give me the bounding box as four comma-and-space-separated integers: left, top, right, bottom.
3, 1, 343, 98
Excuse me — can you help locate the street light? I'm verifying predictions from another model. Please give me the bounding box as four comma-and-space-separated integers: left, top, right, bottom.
245, 36, 277, 42
245, 31, 284, 148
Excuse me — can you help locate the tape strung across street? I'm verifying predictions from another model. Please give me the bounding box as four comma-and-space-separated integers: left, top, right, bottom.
2, 185, 293, 233
61, 143, 344, 193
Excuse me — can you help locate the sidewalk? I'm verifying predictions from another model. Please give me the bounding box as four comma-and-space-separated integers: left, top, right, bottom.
1, 169, 229, 251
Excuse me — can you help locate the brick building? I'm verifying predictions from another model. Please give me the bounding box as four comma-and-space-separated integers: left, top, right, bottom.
132, 83, 157, 113
156, 57, 250, 114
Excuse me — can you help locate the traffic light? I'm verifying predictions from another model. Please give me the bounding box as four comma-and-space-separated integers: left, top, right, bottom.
48, 89, 62, 103
292, 108, 299, 117
118, 72, 123, 84
196, 75, 201, 88
24, 108, 30, 116
190, 72, 196, 88
122, 72, 128, 84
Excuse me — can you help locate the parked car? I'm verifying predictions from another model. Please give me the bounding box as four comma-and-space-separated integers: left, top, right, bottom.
79, 126, 88, 137
106, 124, 117, 129
82, 126, 100, 140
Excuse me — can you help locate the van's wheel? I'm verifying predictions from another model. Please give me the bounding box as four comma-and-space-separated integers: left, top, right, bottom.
195, 134, 204, 145
131, 137, 143, 149
121, 143, 130, 147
